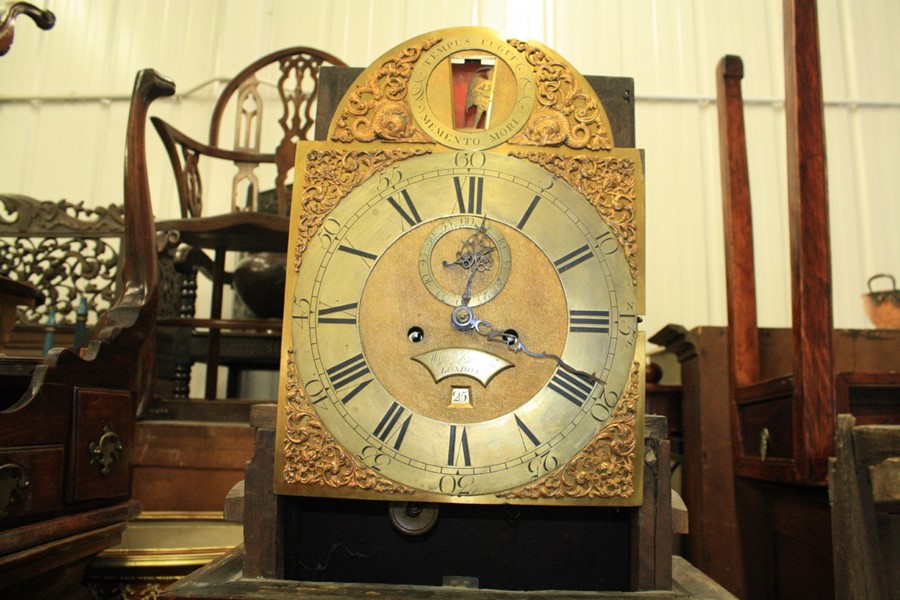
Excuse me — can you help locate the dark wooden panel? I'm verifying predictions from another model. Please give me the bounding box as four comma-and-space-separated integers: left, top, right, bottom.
130, 421, 254, 512
0, 381, 70, 446
837, 372, 900, 425
735, 380, 794, 460
69, 388, 133, 503
283, 496, 632, 592
0, 446, 64, 524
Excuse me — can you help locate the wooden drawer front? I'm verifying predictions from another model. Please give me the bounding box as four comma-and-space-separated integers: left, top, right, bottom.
0, 380, 70, 447
736, 381, 794, 461
837, 372, 900, 425
0, 446, 64, 524
68, 388, 134, 503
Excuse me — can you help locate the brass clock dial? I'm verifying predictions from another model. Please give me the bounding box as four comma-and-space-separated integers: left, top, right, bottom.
276, 26, 645, 507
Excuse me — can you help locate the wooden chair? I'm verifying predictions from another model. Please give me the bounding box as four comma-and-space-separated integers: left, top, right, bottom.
717, 0, 835, 486
0, 68, 173, 597
151, 47, 346, 409
716, 1, 899, 596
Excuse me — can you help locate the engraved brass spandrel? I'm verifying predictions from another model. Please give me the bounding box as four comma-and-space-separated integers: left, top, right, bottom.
330, 38, 441, 144
507, 39, 613, 151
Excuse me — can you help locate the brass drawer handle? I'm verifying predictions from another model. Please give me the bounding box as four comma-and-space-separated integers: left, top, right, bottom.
88, 426, 123, 475
0, 463, 30, 518
760, 427, 771, 462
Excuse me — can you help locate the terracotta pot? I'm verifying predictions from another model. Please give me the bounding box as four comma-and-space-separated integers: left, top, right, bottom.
232, 252, 287, 319
862, 274, 900, 329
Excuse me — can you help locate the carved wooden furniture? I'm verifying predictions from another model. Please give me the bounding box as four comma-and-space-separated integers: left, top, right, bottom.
0, 68, 173, 598
652, 325, 899, 598
0, 1, 55, 56
718, 0, 836, 486
829, 414, 899, 600
0, 194, 126, 357
708, 1, 900, 597
152, 47, 346, 408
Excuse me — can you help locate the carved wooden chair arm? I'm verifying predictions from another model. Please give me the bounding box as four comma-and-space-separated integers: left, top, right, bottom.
0, 2, 55, 57
173, 243, 222, 282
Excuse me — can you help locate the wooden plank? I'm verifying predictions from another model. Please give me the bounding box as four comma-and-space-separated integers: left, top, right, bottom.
783, 0, 835, 483
830, 414, 890, 600
242, 418, 283, 579
0, 500, 139, 556
632, 415, 672, 591
651, 325, 745, 598
716, 54, 760, 390
131, 421, 254, 512
163, 548, 737, 599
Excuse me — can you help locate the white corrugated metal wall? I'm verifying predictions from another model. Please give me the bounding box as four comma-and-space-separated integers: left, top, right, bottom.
1, 0, 898, 355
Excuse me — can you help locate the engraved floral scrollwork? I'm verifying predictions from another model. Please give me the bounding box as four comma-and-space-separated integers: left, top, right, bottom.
293, 148, 430, 271
497, 362, 641, 501
282, 349, 415, 495
331, 39, 440, 144
510, 151, 639, 284
507, 39, 613, 151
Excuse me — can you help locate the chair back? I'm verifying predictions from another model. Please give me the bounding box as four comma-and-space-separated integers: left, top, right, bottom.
153, 47, 346, 219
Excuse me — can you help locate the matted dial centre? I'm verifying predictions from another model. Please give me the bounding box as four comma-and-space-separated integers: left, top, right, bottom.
359, 217, 568, 424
